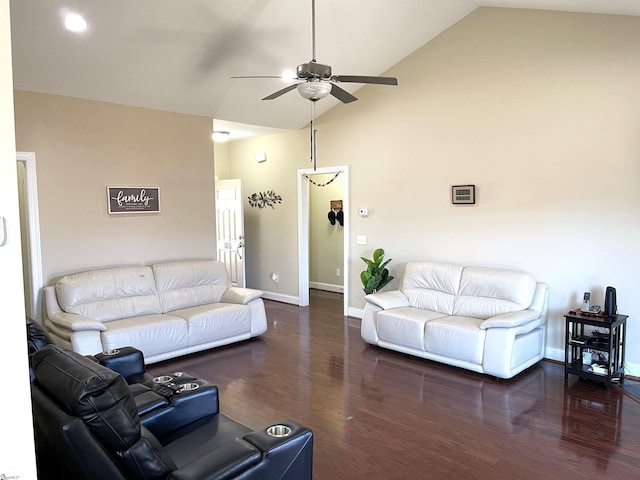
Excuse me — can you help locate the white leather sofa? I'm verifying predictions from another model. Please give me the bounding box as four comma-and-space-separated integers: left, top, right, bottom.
44, 259, 267, 364
361, 261, 549, 379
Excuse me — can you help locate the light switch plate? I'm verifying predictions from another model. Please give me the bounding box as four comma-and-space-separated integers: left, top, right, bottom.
0, 216, 6, 247
356, 235, 367, 245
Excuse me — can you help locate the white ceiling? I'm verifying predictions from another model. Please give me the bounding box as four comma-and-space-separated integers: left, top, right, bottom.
9, 0, 640, 139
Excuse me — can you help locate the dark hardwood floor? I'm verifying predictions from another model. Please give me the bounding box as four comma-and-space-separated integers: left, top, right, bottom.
149, 290, 640, 479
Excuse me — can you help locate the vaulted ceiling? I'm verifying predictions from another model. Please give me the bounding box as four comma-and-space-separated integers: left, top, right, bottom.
10, 0, 640, 138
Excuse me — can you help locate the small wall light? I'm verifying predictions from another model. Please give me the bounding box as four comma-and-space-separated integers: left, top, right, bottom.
256, 152, 267, 163
212, 131, 230, 143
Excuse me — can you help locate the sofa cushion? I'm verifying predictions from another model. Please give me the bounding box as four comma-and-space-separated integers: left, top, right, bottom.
401, 262, 463, 315
424, 316, 485, 364
55, 266, 162, 322
170, 303, 253, 344
152, 260, 230, 312
453, 267, 537, 319
101, 314, 189, 357
377, 307, 448, 351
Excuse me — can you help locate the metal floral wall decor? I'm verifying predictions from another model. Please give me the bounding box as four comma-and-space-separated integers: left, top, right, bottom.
248, 190, 283, 209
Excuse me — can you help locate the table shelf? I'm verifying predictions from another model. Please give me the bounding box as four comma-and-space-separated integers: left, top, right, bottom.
564, 311, 627, 391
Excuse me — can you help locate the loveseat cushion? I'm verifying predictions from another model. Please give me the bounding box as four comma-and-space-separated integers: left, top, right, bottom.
152, 260, 230, 312
401, 262, 463, 315
377, 308, 448, 351
424, 316, 485, 364
55, 266, 162, 322
101, 314, 189, 357
170, 303, 252, 344
453, 267, 537, 319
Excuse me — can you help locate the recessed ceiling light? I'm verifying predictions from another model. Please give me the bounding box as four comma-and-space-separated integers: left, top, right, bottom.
65, 13, 88, 33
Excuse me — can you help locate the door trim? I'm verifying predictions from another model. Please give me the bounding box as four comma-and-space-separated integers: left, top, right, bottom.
16, 151, 43, 321
297, 165, 349, 316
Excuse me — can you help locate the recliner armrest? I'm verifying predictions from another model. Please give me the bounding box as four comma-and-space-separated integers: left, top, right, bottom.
141, 383, 220, 440
365, 290, 409, 310
221, 287, 263, 305
480, 309, 541, 329
168, 438, 261, 480
95, 347, 149, 383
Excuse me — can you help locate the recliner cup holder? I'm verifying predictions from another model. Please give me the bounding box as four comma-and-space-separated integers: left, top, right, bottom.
177, 382, 199, 393
267, 424, 292, 437
153, 375, 173, 384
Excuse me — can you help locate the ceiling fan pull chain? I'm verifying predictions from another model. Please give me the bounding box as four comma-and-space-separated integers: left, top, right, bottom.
313, 127, 317, 171
311, 102, 318, 170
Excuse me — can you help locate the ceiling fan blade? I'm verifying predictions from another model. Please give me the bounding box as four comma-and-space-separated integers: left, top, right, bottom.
262, 83, 299, 100
330, 84, 358, 104
231, 75, 285, 79
332, 75, 398, 86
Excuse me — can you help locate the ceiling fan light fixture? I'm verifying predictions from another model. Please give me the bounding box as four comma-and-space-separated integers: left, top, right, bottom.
297, 81, 331, 102
281, 70, 297, 82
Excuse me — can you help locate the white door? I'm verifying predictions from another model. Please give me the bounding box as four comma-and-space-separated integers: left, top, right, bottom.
215, 179, 246, 287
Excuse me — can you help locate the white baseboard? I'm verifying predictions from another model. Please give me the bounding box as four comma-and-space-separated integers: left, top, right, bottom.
309, 281, 344, 293
545, 346, 564, 363
261, 291, 299, 305
349, 307, 364, 319
625, 361, 640, 378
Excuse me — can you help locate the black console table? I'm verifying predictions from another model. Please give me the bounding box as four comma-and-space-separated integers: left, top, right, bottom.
564, 311, 628, 390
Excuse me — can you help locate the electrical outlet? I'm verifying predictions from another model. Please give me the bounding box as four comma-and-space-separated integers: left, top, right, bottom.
271, 273, 279, 283
336, 268, 341, 277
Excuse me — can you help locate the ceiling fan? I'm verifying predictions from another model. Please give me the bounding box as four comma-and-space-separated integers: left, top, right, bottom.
233, 0, 398, 103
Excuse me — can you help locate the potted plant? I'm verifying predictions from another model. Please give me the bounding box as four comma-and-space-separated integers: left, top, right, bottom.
360, 248, 394, 295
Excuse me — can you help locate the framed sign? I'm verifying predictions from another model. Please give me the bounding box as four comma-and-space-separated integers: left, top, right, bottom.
330, 200, 343, 210
451, 185, 475, 205
107, 186, 160, 214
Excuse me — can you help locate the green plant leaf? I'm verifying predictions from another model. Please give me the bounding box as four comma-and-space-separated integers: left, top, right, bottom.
360, 248, 393, 294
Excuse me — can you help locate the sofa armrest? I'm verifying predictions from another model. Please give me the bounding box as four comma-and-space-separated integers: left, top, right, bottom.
47, 311, 107, 332
365, 290, 409, 310
480, 309, 541, 329
221, 287, 263, 305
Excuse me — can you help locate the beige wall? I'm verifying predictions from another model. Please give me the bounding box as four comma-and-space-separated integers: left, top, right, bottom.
226, 8, 640, 370
214, 140, 231, 180
309, 172, 344, 289
228, 130, 309, 297
13, 91, 216, 285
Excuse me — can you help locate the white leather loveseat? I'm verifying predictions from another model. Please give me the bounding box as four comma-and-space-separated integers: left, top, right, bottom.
44, 259, 267, 364
361, 261, 549, 379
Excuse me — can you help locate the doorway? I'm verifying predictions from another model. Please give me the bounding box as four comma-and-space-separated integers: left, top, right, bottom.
297, 165, 349, 316
215, 178, 246, 287
16, 151, 43, 321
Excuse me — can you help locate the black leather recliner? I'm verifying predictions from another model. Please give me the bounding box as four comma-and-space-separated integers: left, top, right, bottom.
31, 344, 313, 479
27, 317, 221, 439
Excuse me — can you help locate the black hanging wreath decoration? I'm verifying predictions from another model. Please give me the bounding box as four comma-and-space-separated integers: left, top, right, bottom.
248, 190, 283, 209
